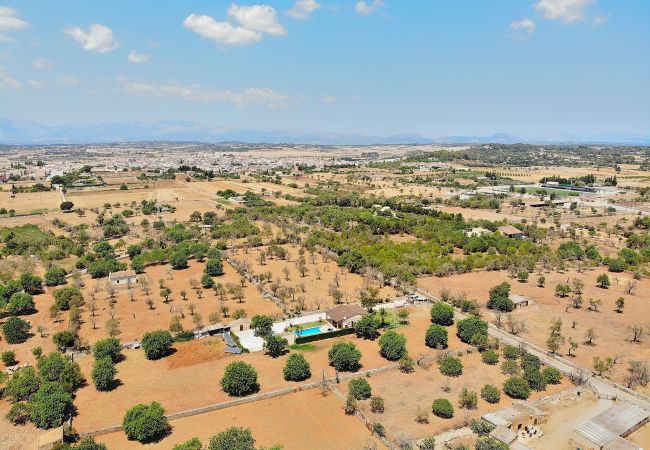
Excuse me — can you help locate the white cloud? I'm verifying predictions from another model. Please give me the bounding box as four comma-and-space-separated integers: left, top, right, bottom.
533, 0, 593, 23
33, 58, 53, 70
27, 80, 42, 89
355, 0, 384, 15
287, 0, 321, 20
57, 75, 78, 85
183, 13, 262, 46
592, 12, 609, 27
148, 39, 160, 49
228, 4, 286, 35
0, 6, 28, 42
0, 66, 21, 89
64, 23, 118, 53
128, 50, 151, 63
510, 18, 536, 35
322, 95, 338, 103
121, 80, 289, 108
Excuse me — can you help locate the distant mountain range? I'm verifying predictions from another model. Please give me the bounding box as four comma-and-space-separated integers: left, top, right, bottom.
1, 119, 648, 146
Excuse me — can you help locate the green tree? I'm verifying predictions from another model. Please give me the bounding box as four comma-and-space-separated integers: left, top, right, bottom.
328, 341, 362, 372
19, 272, 43, 294
475, 437, 509, 450
250, 315, 273, 336
503, 376, 531, 399
205, 258, 224, 276
92, 357, 117, 391
6, 292, 35, 315
28, 382, 73, 429
348, 377, 372, 400
221, 361, 259, 396
597, 273, 610, 288
456, 316, 488, 344
430, 302, 454, 326
141, 330, 173, 360
173, 438, 203, 450
354, 314, 379, 340
93, 337, 122, 363
52, 331, 75, 352
44, 267, 67, 286
208, 427, 255, 450
439, 357, 463, 377
123, 402, 170, 443
4, 367, 41, 402
425, 324, 448, 349
3, 316, 31, 344
378, 330, 407, 361
480, 384, 501, 404
432, 398, 454, 418
283, 353, 311, 381
60, 201, 74, 211
76, 437, 108, 450
263, 334, 288, 357
487, 282, 514, 312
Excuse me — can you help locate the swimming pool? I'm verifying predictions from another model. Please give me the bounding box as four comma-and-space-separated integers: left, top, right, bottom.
294, 326, 322, 337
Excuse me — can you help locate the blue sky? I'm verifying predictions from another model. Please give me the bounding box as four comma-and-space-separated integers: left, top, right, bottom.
0, 0, 649, 139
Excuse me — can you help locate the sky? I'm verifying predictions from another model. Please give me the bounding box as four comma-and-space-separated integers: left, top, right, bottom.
0, 0, 649, 140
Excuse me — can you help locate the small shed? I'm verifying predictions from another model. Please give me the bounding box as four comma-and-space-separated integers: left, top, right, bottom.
228, 318, 251, 332
483, 401, 547, 432
510, 294, 533, 308
465, 227, 492, 237
490, 425, 517, 445
498, 225, 524, 239
108, 270, 137, 286
326, 304, 367, 329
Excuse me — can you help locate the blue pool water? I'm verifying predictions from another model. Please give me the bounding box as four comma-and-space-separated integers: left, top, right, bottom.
294, 326, 322, 337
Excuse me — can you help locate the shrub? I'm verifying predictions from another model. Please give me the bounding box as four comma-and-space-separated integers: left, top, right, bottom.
458, 387, 477, 409
6, 402, 30, 425
501, 359, 520, 376
425, 324, 448, 349
208, 427, 255, 450
456, 316, 488, 344
141, 330, 173, 360
200, 273, 214, 288
503, 376, 531, 399
173, 438, 203, 450
399, 354, 415, 373
430, 302, 454, 325
348, 378, 372, 400
524, 368, 547, 391
2, 316, 31, 344
204, 258, 224, 277
378, 330, 407, 361
502, 345, 520, 360
439, 357, 463, 377
542, 367, 562, 385
480, 384, 501, 404
521, 353, 541, 372
328, 341, 362, 372
283, 353, 311, 381
1, 350, 17, 366
345, 394, 357, 415
28, 382, 73, 429
91, 357, 117, 391
123, 402, 170, 443
481, 350, 499, 365
221, 361, 259, 396
371, 422, 385, 437
470, 419, 496, 435
19, 272, 43, 294
432, 398, 454, 418
419, 437, 436, 450
93, 337, 122, 362
37, 352, 83, 391
370, 396, 385, 413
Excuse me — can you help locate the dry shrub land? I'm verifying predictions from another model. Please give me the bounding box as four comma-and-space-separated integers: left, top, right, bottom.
1, 144, 650, 449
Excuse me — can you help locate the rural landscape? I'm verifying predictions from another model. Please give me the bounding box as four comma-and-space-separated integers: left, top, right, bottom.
1, 1, 649, 449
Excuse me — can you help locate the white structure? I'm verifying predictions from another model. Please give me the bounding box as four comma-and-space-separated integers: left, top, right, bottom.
108, 270, 137, 286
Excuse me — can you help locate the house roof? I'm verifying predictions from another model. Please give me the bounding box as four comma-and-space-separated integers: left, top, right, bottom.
574, 401, 649, 447
483, 401, 547, 427
108, 270, 136, 280
326, 304, 367, 322
490, 425, 517, 444
498, 225, 523, 236
511, 294, 532, 305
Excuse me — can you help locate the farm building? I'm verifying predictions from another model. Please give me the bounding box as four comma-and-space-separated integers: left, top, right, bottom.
571, 401, 649, 449
483, 400, 547, 432
465, 227, 492, 237
326, 304, 367, 329
108, 270, 137, 286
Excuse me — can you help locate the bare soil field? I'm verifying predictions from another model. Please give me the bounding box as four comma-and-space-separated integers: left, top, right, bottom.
235, 244, 397, 312
0, 190, 60, 213
418, 269, 650, 388
96, 388, 386, 450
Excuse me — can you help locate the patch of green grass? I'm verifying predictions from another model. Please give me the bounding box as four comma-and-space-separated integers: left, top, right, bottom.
289, 343, 317, 351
